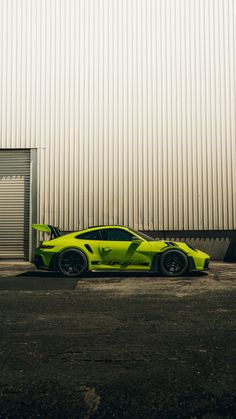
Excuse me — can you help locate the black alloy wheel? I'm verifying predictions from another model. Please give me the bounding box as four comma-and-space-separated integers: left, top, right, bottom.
160, 249, 188, 277
58, 249, 87, 277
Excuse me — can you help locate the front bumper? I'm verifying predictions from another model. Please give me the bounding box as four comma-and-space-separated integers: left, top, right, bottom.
192, 250, 210, 271
203, 258, 210, 269
188, 255, 210, 272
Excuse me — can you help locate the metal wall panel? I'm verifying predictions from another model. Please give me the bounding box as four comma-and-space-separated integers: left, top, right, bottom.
0, 0, 235, 231
0, 150, 30, 258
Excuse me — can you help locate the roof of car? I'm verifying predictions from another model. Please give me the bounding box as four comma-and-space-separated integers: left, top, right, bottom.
87, 225, 126, 229
77, 225, 129, 233
63, 225, 132, 238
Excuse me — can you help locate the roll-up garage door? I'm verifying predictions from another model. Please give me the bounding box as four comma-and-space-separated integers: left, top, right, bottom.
0, 150, 30, 259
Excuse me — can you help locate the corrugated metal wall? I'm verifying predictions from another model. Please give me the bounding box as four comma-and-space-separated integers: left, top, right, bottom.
0, 0, 235, 231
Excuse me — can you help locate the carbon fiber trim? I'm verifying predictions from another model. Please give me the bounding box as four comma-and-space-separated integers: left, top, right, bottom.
204, 259, 210, 269
188, 256, 196, 271
150, 253, 162, 273
49, 254, 59, 271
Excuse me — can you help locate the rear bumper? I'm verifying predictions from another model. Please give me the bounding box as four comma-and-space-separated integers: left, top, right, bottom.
34, 255, 48, 269
34, 251, 57, 271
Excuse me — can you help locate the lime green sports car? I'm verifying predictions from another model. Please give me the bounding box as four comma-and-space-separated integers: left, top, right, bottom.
32, 224, 210, 277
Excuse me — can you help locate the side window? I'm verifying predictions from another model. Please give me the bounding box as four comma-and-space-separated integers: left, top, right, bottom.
100, 228, 134, 241
76, 230, 101, 240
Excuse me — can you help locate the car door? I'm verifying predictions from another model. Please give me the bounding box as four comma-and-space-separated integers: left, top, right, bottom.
99, 228, 152, 270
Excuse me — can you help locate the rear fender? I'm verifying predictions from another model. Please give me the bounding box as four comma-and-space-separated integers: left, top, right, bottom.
51, 247, 89, 271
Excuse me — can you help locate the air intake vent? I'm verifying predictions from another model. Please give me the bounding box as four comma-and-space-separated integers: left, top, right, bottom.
84, 244, 93, 254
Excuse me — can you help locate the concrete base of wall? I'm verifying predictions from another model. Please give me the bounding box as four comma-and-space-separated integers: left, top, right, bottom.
143, 230, 236, 262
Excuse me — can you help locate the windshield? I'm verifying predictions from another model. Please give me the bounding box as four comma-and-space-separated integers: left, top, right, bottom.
130, 229, 155, 241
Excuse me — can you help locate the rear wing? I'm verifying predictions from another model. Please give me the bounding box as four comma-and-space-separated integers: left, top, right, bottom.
32, 224, 61, 239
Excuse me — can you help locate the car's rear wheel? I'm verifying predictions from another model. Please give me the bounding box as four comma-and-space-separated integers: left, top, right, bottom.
159, 249, 188, 277
58, 249, 87, 277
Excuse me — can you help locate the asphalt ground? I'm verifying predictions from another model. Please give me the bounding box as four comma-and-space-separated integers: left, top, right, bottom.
0, 263, 235, 418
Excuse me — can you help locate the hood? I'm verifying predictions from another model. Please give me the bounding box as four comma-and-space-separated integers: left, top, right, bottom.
149, 240, 192, 254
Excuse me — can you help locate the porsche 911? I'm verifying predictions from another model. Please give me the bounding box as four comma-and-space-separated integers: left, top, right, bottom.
32, 224, 210, 277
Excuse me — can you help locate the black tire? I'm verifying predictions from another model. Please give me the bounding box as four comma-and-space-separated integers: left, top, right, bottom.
159, 249, 189, 277
58, 249, 88, 277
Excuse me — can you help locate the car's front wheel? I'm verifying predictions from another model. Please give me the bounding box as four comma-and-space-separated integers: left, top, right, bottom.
159, 249, 188, 277
58, 249, 87, 277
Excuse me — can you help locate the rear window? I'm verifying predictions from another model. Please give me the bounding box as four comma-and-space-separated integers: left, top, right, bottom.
76, 231, 101, 240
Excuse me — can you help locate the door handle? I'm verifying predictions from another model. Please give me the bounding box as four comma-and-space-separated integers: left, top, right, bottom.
104, 247, 112, 252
